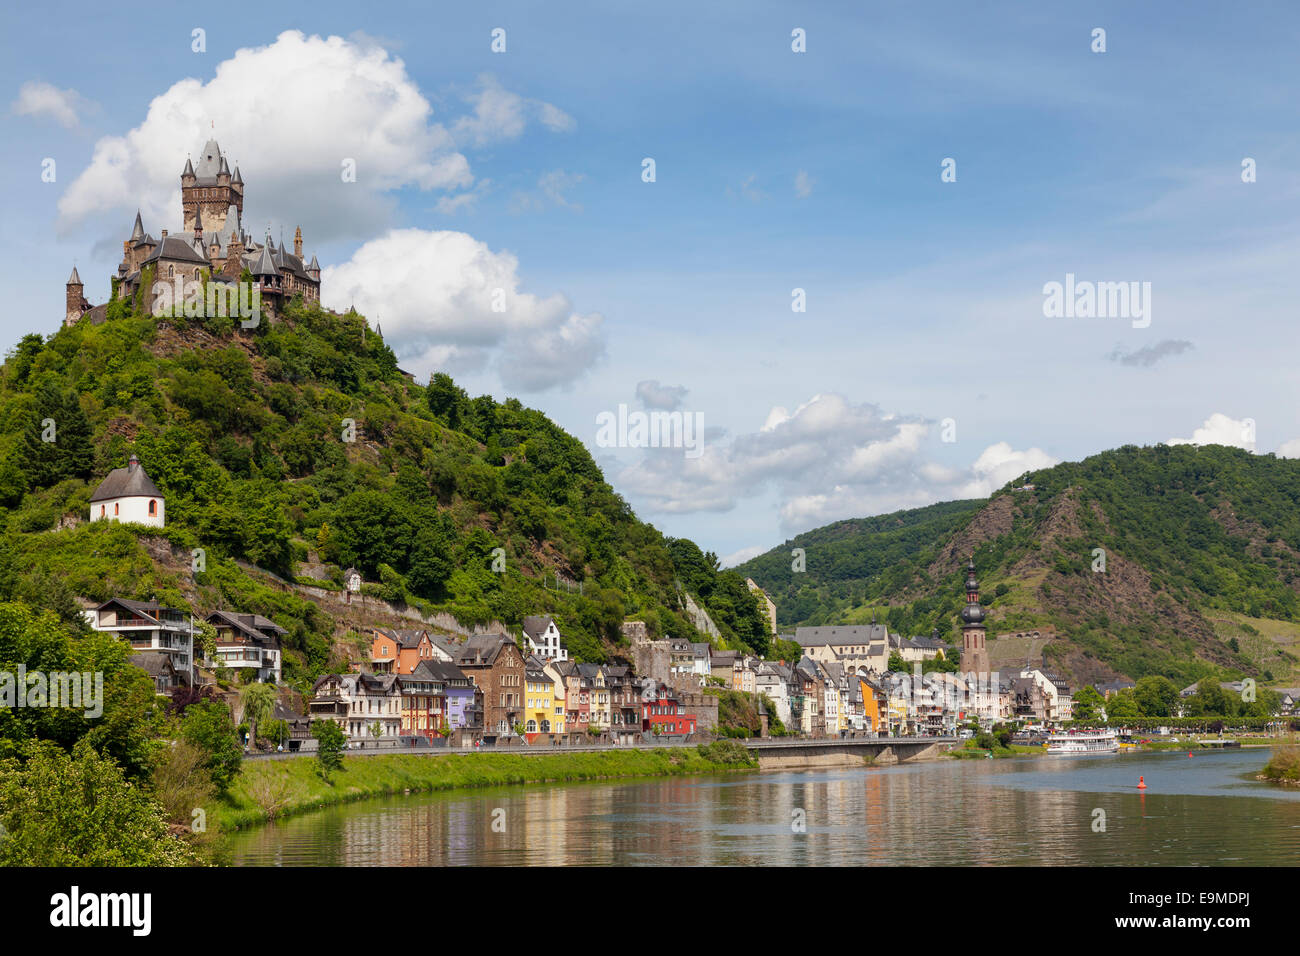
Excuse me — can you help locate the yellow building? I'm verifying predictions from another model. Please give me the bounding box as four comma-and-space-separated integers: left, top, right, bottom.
524, 658, 563, 735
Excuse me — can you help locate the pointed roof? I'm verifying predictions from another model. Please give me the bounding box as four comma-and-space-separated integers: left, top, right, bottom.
232, 165, 243, 185
252, 241, 278, 276
308, 253, 319, 270
90, 454, 162, 502
194, 138, 224, 181
182, 157, 194, 177
193, 204, 203, 232
67, 265, 82, 285
130, 210, 144, 241
218, 154, 230, 176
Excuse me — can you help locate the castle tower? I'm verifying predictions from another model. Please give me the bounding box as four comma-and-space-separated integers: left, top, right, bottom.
65, 265, 86, 325
182, 139, 242, 236
959, 557, 990, 676
294, 225, 303, 257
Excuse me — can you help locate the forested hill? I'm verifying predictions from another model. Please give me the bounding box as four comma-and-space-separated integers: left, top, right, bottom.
737, 445, 1300, 687
0, 296, 769, 689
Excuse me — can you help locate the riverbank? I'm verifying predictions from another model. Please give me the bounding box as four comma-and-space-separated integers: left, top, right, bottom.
214, 742, 757, 832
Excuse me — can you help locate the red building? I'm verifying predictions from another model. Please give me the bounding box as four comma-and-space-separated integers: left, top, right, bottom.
642, 682, 697, 736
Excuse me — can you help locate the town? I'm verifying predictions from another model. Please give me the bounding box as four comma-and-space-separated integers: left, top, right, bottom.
88, 455, 1297, 755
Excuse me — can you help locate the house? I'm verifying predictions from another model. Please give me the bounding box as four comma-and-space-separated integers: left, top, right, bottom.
89, 455, 164, 528
755, 661, 793, 728
207, 610, 285, 683
553, 660, 589, 733
857, 670, 888, 734
131, 652, 180, 697
369, 627, 438, 675
795, 624, 889, 675
641, 682, 697, 736
578, 663, 611, 730
543, 659, 571, 736
891, 630, 948, 664
85, 598, 193, 684
455, 634, 526, 736
604, 665, 641, 742
309, 672, 403, 741
794, 658, 825, 735
1275, 689, 1300, 715
1021, 670, 1073, 723
710, 649, 739, 685
818, 661, 845, 733
398, 661, 447, 741
522, 615, 568, 662
424, 660, 475, 729
523, 657, 561, 735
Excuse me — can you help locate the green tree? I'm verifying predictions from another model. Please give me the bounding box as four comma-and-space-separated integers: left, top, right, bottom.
179, 700, 243, 795
240, 682, 278, 748
0, 740, 193, 866
1134, 676, 1180, 718
1072, 685, 1105, 722
312, 719, 346, 780
1106, 689, 1142, 721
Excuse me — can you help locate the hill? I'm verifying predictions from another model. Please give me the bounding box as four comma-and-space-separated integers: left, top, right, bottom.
737, 445, 1300, 687
0, 295, 769, 691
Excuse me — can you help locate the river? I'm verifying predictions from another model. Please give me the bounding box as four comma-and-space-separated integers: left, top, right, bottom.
226, 748, 1300, 866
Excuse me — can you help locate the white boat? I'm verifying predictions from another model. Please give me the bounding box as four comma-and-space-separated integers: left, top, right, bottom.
1046, 731, 1119, 755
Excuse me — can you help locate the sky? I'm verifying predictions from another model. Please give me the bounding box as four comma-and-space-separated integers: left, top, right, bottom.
3, 1, 1299, 566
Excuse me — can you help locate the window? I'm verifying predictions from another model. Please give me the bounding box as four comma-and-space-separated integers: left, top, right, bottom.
148, 499, 157, 516
100, 505, 106, 517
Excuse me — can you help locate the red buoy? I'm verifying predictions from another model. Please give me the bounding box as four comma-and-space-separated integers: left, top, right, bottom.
1188, 752, 1193, 758
1137, 776, 1147, 790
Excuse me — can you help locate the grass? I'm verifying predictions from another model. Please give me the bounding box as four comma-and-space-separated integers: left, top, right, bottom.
214, 742, 758, 831
948, 741, 1042, 759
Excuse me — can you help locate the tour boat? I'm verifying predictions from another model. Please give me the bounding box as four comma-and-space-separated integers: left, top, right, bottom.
1046, 731, 1119, 755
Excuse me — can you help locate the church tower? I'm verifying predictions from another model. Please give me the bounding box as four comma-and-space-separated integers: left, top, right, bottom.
959, 557, 990, 676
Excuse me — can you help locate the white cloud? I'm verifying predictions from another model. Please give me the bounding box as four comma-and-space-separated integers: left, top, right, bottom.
1167, 412, 1256, 451
57, 31, 474, 241
11, 81, 89, 128
1276, 439, 1300, 459
321, 228, 604, 392
611, 392, 1056, 534
794, 169, 814, 199
451, 74, 574, 147
510, 169, 584, 213
955, 441, 1058, 498
636, 380, 689, 411
720, 545, 766, 568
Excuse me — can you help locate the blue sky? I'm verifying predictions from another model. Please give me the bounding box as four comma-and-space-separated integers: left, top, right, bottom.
4, 1, 1299, 564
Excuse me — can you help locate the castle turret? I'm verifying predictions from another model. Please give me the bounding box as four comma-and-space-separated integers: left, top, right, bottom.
181, 157, 195, 186
65, 265, 86, 324
294, 225, 303, 258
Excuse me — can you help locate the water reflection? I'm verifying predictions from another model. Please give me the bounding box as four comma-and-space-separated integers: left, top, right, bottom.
229, 749, 1300, 866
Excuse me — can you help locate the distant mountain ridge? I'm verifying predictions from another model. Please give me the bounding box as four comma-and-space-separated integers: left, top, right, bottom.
737, 444, 1300, 687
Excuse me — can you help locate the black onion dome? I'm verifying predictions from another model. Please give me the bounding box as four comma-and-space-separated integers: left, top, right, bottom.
961, 602, 986, 625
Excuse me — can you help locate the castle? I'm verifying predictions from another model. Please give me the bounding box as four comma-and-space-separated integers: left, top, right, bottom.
65, 138, 321, 326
